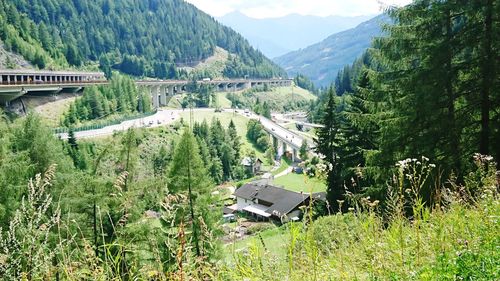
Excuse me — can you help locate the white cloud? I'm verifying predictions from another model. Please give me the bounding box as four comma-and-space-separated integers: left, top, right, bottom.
184, 0, 412, 18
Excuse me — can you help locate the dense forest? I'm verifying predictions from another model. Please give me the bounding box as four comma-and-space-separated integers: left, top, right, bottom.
192, 119, 247, 184
315, 0, 499, 210
62, 75, 152, 127
0, 0, 285, 79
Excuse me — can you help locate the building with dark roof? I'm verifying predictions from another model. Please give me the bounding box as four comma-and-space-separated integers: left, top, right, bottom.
233, 182, 312, 222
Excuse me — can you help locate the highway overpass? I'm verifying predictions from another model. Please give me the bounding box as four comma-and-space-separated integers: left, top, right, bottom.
240, 111, 315, 162
0, 70, 106, 104
0, 70, 292, 108
137, 78, 292, 108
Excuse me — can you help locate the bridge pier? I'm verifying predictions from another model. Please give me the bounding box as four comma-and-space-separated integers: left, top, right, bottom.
159, 86, 168, 106
150, 85, 160, 108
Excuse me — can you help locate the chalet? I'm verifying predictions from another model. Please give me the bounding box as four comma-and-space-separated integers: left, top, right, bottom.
241, 157, 263, 174
233, 182, 315, 222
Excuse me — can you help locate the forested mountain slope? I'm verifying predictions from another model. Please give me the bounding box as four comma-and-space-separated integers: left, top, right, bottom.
274, 14, 388, 87
0, 0, 285, 79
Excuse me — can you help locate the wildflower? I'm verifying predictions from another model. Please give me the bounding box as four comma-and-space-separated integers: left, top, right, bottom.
429, 164, 436, 168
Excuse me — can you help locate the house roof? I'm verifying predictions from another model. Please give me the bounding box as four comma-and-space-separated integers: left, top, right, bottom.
243, 205, 271, 217
240, 157, 263, 166
234, 183, 308, 217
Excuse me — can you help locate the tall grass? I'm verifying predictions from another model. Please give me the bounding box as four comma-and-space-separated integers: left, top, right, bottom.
0, 156, 498, 280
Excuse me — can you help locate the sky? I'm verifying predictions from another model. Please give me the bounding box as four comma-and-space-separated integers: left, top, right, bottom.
184, 0, 413, 19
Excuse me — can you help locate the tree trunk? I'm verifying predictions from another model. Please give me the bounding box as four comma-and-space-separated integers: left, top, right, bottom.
444, 8, 461, 177
480, 0, 493, 156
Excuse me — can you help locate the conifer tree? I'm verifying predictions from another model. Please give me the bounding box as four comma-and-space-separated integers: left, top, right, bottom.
168, 130, 213, 256
315, 88, 344, 211
339, 70, 379, 189
227, 120, 241, 162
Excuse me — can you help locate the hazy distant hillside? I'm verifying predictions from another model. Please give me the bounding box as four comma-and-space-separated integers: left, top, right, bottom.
0, 0, 285, 79
274, 14, 389, 86
217, 11, 373, 58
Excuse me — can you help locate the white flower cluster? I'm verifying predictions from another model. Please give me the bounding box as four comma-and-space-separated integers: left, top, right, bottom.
473, 153, 494, 163
395, 156, 435, 169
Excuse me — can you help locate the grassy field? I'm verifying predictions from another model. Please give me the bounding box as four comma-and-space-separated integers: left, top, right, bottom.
272, 173, 327, 193
213, 92, 233, 108
224, 225, 290, 263
222, 86, 316, 113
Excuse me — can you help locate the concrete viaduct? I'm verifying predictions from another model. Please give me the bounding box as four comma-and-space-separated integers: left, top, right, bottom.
136, 78, 291, 108
0, 70, 106, 105
0, 70, 292, 108
257, 116, 315, 162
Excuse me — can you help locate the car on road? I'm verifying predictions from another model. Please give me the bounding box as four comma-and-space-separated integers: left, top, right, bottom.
223, 214, 236, 223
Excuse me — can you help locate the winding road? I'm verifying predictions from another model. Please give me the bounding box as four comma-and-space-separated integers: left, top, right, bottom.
58, 108, 311, 147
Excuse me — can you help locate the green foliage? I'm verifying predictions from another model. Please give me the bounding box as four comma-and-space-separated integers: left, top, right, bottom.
168, 130, 212, 194
299, 140, 308, 161
314, 88, 344, 211
228, 86, 315, 113
193, 119, 245, 184
1, 0, 285, 78
313, 0, 500, 209
224, 157, 499, 280
0, 165, 59, 279
186, 81, 216, 107
294, 74, 317, 95
0, 112, 498, 279
62, 75, 151, 126
247, 119, 270, 152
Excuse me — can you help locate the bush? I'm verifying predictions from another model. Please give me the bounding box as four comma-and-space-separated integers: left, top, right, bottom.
246, 223, 276, 235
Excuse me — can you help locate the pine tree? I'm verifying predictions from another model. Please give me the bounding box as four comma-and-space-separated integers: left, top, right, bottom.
168, 130, 213, 256
315, 88, 344, 211
374, 1, 470, 179
227, 120, 241, 162
299, 140, 308, 161
339, 70, 379, 189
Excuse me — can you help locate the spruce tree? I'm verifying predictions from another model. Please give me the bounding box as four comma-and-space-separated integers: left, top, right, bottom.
339, 70, 379, 189
227, 120, 241, 162
315, 88, 344, 211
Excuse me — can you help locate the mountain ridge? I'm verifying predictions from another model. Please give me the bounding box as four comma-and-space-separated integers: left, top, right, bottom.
274, 14, 389, 86
217, 11, 374, 58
